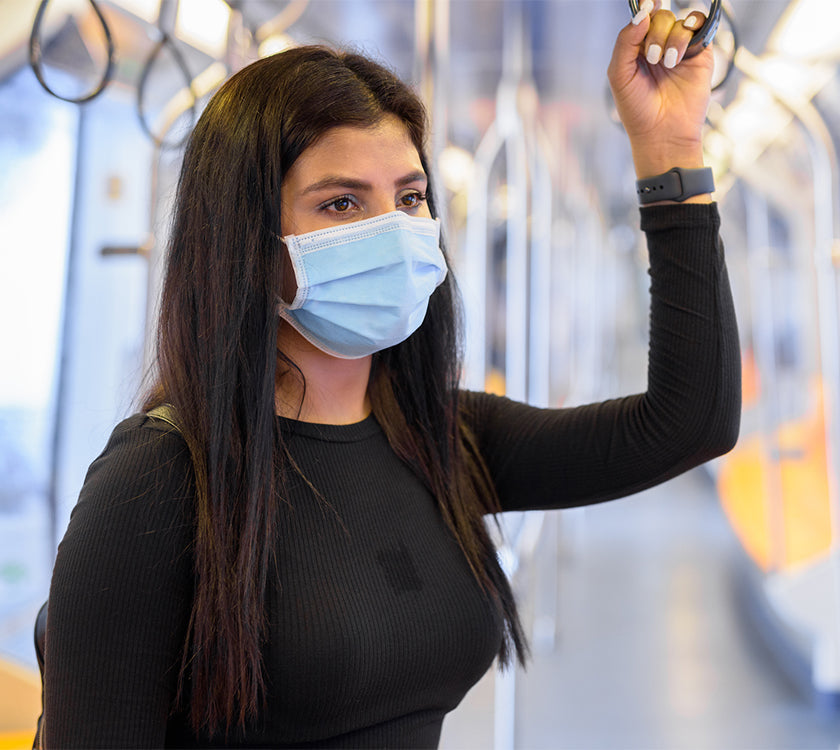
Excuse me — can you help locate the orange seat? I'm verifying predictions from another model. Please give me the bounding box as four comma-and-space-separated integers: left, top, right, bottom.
0, 656, 40, 746
718, 379, 834, 571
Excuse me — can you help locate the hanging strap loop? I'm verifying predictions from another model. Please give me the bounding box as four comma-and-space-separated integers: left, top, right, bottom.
29, 0, 116, 104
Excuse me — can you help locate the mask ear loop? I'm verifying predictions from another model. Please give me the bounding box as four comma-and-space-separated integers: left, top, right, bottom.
275, 234, 308, 310
627, 0, 722, 58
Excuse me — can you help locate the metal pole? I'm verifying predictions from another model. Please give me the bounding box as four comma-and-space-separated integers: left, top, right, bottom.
743, 189, 787, 571
47, 106, 85, 553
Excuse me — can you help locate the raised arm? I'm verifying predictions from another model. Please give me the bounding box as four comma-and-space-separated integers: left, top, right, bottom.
462, 6, 740, 512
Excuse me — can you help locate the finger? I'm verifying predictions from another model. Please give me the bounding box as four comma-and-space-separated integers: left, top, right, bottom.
631, 0, 655, 27
664, 11, 708, 68
644, 9, 677, 66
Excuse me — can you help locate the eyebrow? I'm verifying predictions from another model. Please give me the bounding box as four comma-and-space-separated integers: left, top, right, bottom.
299, 170, 428, 195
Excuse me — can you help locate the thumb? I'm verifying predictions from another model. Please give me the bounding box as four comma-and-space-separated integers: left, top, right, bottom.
608, 0, 654, 85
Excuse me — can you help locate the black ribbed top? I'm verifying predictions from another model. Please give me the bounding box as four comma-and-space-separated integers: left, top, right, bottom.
44, 204, 740, 748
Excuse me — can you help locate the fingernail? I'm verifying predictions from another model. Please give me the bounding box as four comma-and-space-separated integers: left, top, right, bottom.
683, 15, 699, 30
646, 44, 662, 64
663, 47, 679, 68
632, 0, 654, 25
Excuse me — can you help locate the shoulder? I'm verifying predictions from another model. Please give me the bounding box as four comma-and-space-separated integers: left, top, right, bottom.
96, 410, 189, 457
82, 413, 192, 497
48, 414, 196, 646
64, 413, 195, 548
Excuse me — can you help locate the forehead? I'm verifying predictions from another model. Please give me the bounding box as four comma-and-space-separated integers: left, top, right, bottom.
287, 115, 424, 183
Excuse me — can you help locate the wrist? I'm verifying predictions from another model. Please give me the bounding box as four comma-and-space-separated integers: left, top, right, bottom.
631, 139, 706, 180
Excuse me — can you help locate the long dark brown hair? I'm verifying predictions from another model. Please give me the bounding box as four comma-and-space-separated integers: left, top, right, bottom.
144, 45, 526, 736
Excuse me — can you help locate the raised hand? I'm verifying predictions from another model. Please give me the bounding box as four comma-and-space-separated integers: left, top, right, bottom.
607, 0, 715, 184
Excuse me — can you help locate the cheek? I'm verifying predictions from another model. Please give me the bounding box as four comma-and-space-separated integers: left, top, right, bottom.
416, 201, 433, 220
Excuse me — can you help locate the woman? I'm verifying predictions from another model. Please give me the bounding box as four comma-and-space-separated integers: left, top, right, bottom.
43, 4, 740, 748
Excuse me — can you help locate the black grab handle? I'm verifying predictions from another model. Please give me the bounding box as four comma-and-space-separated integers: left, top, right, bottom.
628, 0, 722, 58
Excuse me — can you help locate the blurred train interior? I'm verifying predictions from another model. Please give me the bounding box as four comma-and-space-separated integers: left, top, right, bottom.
2, 0, 840, 747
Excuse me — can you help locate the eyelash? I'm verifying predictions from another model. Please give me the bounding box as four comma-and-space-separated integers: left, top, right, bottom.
400, 192, 427, 209
319, 192, 427, 214
322, 195, 356, 213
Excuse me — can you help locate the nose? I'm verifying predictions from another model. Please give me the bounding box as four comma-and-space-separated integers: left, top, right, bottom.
368, 192, 399, 219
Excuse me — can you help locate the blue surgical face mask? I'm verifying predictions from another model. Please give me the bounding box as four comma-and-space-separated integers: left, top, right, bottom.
277, 210, 447, 359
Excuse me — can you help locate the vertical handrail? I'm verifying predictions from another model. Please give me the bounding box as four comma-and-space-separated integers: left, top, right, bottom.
500, 4, 530, 405
742, 190, 787, 571
458, 4, 558, 747
415, 0, 451, 227
463, 122, 499, 388
528, 126, 554, 408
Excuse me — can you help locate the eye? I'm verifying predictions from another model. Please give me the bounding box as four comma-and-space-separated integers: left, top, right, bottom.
321, 195, 357, 213
398, 191, 427, 210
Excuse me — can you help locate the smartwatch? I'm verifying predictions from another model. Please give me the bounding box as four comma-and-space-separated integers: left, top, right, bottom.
636, 167, 715, 204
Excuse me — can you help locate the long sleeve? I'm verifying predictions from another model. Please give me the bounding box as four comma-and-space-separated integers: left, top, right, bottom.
464, 202, 741, 512
44, 416, 195, 748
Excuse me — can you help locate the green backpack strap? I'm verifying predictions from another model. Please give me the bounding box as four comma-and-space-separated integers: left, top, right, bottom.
146, 403, 180, 431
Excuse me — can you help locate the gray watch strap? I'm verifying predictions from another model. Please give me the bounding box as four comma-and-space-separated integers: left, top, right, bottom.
636, 167, 715, 204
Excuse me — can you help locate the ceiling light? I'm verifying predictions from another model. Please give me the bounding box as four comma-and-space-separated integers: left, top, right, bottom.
175, 0, 231, 59
768, 0, 840, 60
